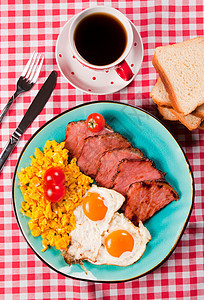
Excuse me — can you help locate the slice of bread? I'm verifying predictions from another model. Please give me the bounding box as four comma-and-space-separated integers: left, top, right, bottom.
199, 121, 204, 130
157, 106, 178, 121
150, 77, 172, 107
152, 37, 204, 115
158, 106, 202, 130
152, 78, 202, 129
193, 104, 204, 119
170, 109, 202, 130
152, 76, 204, 118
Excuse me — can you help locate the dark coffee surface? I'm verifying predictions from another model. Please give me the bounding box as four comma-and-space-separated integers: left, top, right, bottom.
74, 13, 127, 66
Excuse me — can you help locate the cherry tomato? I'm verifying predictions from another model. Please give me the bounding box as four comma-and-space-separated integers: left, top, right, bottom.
44, 184, 66, 203
86, 113, 105, 132
44, 167, 65, 186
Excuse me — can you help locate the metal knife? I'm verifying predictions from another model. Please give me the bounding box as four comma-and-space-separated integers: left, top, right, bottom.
0, 70, 57, 172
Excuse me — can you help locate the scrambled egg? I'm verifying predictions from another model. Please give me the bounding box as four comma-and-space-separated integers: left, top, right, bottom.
18, 140, 93, 252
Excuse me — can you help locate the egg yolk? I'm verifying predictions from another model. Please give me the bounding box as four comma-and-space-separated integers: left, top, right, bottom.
105, 230, 134, 257
82, 192, 108, 221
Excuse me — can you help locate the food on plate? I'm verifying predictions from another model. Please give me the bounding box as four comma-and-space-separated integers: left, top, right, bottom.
112, 159, 164, 196
94, 213, 151, 266
44, 167, 65, 185
151, 77, 202, 130
86, 112, 105, 132
17, 109, 180, 269
151, 37, 204, 130
80, 185, 125, 231
125, 180, 179, 223
95, 147, 144, 188
43, 167, 66, 203
64, 114, 179, 225
63, 185, 151, 266
77, 132, 132, 177
17, 109, 180, 270
18, 140, 93, 252
65, 120, 113, 159
63, 185, 126, 263
43, 182, 66, 203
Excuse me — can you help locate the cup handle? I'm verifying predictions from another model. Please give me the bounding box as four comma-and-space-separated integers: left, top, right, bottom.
115, 60, 134, 81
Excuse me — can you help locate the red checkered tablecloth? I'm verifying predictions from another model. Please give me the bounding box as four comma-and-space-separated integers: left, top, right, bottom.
0, 0, 204, 299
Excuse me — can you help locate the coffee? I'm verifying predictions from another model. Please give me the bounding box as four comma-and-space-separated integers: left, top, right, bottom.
73, 13, 127, 66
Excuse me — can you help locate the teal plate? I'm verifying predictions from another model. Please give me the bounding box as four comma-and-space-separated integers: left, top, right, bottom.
12, 101, 194, 282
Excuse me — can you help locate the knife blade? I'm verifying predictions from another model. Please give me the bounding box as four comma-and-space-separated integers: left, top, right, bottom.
0, 70, 57, 172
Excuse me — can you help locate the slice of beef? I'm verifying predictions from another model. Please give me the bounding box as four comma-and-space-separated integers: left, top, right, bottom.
64, 120, 113, 159
95, 148, 144, 188
125, 180, 179, 223
112, 159, 164, 196
77, 133, 132, 177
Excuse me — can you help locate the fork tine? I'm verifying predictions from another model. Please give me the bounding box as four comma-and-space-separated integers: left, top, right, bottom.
21, 51, 35, 78
25, 52, 38, 79
27, 54, 41, 82
31, 56, 44, 84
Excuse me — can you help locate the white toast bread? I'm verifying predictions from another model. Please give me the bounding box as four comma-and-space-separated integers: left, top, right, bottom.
152, 37, 204, 115
157, 106, 178, 121
150, 77, 172, 107
151, 77, 202, 130
151, 77, 204, 118
158, 106, 202, 130
169, 109, 202, 130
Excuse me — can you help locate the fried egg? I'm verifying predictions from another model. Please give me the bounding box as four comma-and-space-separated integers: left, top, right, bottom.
93, 213, 151, 266
66, 185, 125, 263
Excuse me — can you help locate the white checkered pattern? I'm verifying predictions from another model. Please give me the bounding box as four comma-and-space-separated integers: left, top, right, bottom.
0, 0, 204, 299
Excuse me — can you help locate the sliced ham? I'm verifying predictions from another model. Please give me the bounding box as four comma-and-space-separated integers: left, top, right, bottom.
112, 159, 164, 196
95, 148, 144, 188
125, 180, 179, 223
77, 133, 132, 177
64, 120, 113, 159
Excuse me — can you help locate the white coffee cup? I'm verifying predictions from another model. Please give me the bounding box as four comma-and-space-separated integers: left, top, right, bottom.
69, 6, 134, 81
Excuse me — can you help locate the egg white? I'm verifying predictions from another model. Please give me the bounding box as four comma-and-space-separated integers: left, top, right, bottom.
66, 185, 126, 263
93, 212, 151, 266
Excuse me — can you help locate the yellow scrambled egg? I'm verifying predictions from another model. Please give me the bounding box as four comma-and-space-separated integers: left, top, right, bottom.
18, 140, 93, 252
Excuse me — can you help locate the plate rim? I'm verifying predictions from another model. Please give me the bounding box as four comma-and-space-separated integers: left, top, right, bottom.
12, 100, 195, 283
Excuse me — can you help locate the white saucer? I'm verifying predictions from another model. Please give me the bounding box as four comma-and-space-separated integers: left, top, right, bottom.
56, 17, 143, 95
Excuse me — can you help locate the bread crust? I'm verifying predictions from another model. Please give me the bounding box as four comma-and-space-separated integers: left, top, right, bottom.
151, 76, 203, 130
199, 121, 204, 130
192, 104, 204, 119
152, 37, 204, 115
158, 105, 202, 130
157, 106, 178, 121
170, 110, 202, 131
152, 51, 184, 113
150, 77, 172, 107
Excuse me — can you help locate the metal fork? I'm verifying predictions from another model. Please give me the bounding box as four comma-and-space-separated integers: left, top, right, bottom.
0, 52, 44, 123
